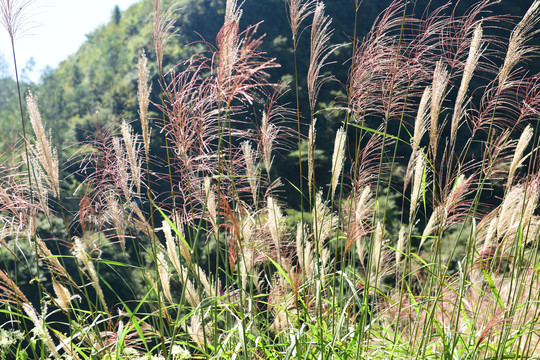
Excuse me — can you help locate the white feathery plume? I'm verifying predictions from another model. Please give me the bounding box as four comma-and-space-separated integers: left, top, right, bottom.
225, 0, 243, 24
157, 252, 173, 303
22, 303, 60, 359
499, 0, 540, 89
163, 219, 191, 265
451, 23, 483, 143
370, 222, 383, 276
307, 2, 334, 113
308, 118, 317, 197
121, 120, 142, 194
179, 265, 201, 308
261, 112, 278, 176
429, 60, 449, 159
396, 225, 406, 266
73, 237, 107, 311
204, 177, 218, 233
405, 87, 431, 189
285, 0, 315, 49
241, 141, 259, 202
507, 125, 533, 188
330, 126, 346, 200
267, 197, 285, 252
410, 151, 425, 222
312, 191, 336, 250
52, 278, 75, 313
138, 51, 151, 157
26, 91, 59, 197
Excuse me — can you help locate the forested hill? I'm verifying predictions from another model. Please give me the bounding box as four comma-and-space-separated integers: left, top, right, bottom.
1, 0, 536, 183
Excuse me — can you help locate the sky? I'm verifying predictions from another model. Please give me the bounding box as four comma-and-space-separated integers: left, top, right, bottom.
0, 0, 140, 82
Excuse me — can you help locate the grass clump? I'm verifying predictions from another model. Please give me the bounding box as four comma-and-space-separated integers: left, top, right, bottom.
2, 0, 540, 359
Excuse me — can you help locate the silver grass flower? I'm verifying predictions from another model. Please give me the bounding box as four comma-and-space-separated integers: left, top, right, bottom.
204, 177, 218, 233
308, 118, 317, 197
153, 0, 178, 75
507, 124, 533, 188
307, 2, 334, 113
157, 252, 173, 303
497, 185, 525, 238
451, 23, 483, 143
0, 0, 36, 41
112, 137, 132, 201
241, 141, 259, 202
52, 277, 73, 312
121, 120, 142, 194
178, 265, 201, 307
138, 51, 151, 157
163, 219, 191, 264
499, 0, 540, 89
410, 151, 425, 222
266, 196, 285, 253
370, 222, 384, 277
26, 91, 59, 197
429, 60, 449, 159
396, 225, 406, 266
330, 126, 346, 200
36, 237, 73, 284
285, 0, 315, 49
405, 87, 431, 190
261, 112, 278, 176
225, 0, 242, 24
73, 237, 107, 311
312, 191, 336, 250
413, 87, 431, 153
22, 303, 60, 359
105, 192, 127, 250
193, 264, 216, 298
163, 220, 185, 272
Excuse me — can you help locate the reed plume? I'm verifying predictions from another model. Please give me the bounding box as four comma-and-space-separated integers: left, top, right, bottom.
0, 0, 36, 41
429, 60, 449, 159
507, 124, 533, 189
307, 2, 334, 114
241, 141, 259, 202
73, 237, 108, 311
157, 252, 173, 303
138, 51, 151, 157
307, 118, 316, 197
498, 0, 540, 89
409, 151, 425, 222
451, 23, 483, 143
121, 120, 142, 195
22, 303, 60, 359
26, 91, 59, 197
261, 112, 278, 176
330, 126, 346, 200
152, 0, 178, 75
285, 0, 315, 49
52, 277, 73, 312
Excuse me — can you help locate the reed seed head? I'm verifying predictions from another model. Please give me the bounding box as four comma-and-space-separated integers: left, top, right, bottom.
507, 124, 533, 188
429, 60, 449, 159
308, 118, 317, 197
499, 0, 540, 89
138, 51, 151, 157
157, 252, 173, 303
26, 91, 59, 197
285, 0, 315, 48
451, 23, 483, 143
0, 0, 36, 41
331, 126, 346, 200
